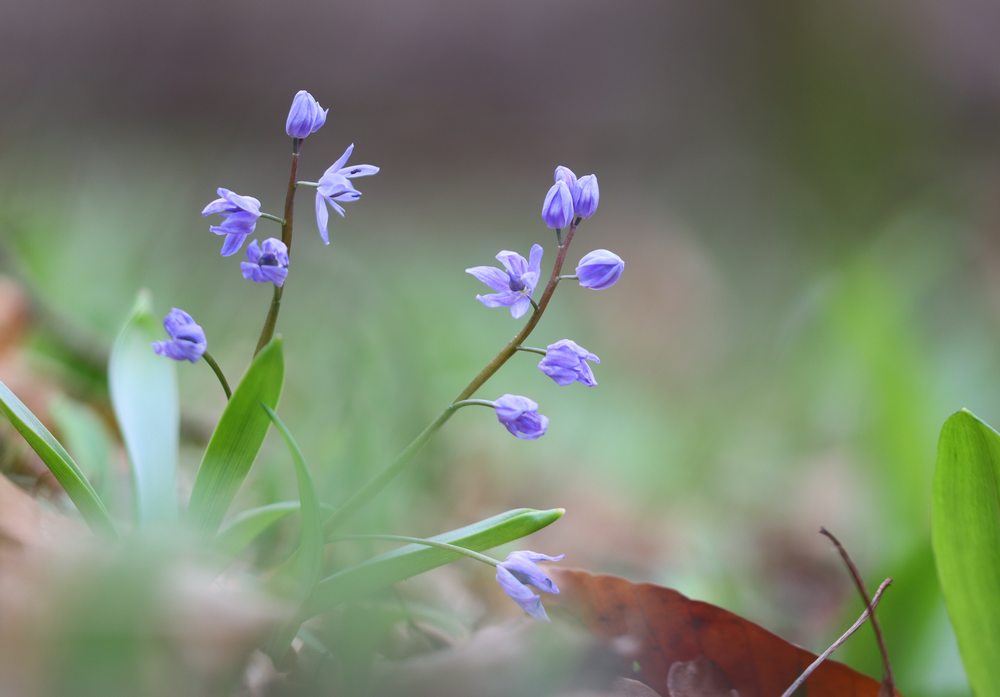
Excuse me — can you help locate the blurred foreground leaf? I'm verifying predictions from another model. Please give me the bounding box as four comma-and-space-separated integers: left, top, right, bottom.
932, 409, 1000, 694
307, 507, 563, 615
0, 381, 114, 536
50, 396, 114, 505
188, 339, 283, 533
109, 292, 178, 525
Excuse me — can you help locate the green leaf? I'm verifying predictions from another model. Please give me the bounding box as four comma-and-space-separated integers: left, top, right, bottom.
933, 409, 1000, 694
306, 507, 563, 615
216, 501, 301, 559
187, 339, 283, 533
108, 293, 179, 526
50, 396, 115, 505
263, 405, 323, 596
0, 380, 115, 536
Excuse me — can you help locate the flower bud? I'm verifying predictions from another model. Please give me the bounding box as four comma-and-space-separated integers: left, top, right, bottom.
285, 90, 328, 139
554, 165, 579, 203
541, 180, 574, 230
575, 174, 599, 219
493, 394, 549, 440
152, 308, 207, 363
538, 339, 600, 387
576, 249, 624, 290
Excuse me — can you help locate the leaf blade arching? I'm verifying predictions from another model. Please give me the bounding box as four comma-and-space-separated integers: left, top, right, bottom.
187, 339, 284, 533
0, 380, 115, 536
932, 409, 1000, 695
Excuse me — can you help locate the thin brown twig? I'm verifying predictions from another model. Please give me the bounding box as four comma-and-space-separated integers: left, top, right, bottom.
780, 577, 893, 697
819, 527, 896, 693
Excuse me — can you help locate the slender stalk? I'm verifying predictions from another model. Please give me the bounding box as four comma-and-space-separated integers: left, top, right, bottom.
201, 351, 232, 400
819, 527, 896, 693
325, 223, 581, 532
515, 346, 547, 356
254, 140, 301, 356
780, 577, 893, 697
329, 534, 501, 567
260, 212, 286, 225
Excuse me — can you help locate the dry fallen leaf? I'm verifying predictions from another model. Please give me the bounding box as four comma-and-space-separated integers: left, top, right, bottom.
550, 569, 890, 697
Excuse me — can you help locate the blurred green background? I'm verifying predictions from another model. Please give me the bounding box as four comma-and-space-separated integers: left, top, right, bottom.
4, 1, 1000, 694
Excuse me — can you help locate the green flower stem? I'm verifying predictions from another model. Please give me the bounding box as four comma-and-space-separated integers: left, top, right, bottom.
325, 221, 582, 532
201, 351, 232, 400
515, 346, 547, 357
295, 180, 320, 188
557, 274, 577, 281
254, 140, 301, 356
260, 212, 286, 225
329, 534, 501, 567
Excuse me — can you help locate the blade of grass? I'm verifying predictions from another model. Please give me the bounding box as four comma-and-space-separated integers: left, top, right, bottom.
0, 380, 115, 536
305, 507, 563, 615
108, 292, 179, 525
187, 339, 283, 533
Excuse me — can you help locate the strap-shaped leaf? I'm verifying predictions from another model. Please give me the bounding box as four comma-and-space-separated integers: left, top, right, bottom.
306, 507, 563, 615
0, 380, 115, 536
933, 409, 1000, 695
187, 339, 283, 533
109, 294, 179, 525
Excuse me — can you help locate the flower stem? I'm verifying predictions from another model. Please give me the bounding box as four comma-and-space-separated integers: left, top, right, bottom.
295, 180, 320, 188
329, 534, 500, 567
201, 351, 232, 400
515, 346, 547, 356
260, 212, 286, 225
325, 221, 582, 532
254, 140, 301, 356
557, 274, 577, 281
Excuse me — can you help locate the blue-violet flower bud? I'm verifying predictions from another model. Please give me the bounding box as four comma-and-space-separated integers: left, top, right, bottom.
314, 143, 379, 244
575, 174, 599, 219
202, 188, 262, 257
576, 249, 624, 290
542, 180, 574, 230
554, 165, 578, 201
466, 244, 543, 319
538, 339, 601, 387
495, 550, 564, 621
493, 394, 548, 440
285, 90, 328, 139
152, 308, 207, 363
241, 238, 289, 287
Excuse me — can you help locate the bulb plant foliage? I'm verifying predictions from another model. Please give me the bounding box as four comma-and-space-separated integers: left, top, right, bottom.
0, 90, 627, 663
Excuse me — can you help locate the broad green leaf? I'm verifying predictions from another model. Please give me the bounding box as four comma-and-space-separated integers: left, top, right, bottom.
108, 293, 179, 525
933, 409, 1000, 694
187, 339, 283, 533
0, 380, 115, 536
264, 405, 323, 595
50, 396, 114, 504
306, 507, 563, 615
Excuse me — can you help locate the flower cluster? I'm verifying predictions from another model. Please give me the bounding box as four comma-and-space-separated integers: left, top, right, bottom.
542, 165, 599, 229
199, 89, 379, 289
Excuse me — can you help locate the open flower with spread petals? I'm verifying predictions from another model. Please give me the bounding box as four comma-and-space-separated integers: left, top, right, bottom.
314, 143, 379, 244
285, 90, 328, 139
576, 249, 624, 290
152, 308, 206, 363
466, 244, 544, 319
493, 394, 548, 440
202, 188, 262, 256
241, 238, 289, 287
495, 550, 564, 621
538, 339, 601, 387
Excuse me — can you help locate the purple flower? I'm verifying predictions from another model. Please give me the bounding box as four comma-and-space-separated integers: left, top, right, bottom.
576, 249, 624, 290
285, 90, 328, 139
575, 174, 599, 219
314, 143, 379, 244
466, 244, 544, 319
552, 166, 600, 220
241, 238, 289, 287
493, 394, 548, 440
495, 550, 564, 621
542, 180, 574, 230
538, 339, 601, 387
202, 188, 262, 257
152, 308, 206, 363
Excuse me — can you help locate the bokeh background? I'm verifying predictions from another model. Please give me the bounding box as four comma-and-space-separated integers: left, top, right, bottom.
5, 1, 1000, 694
